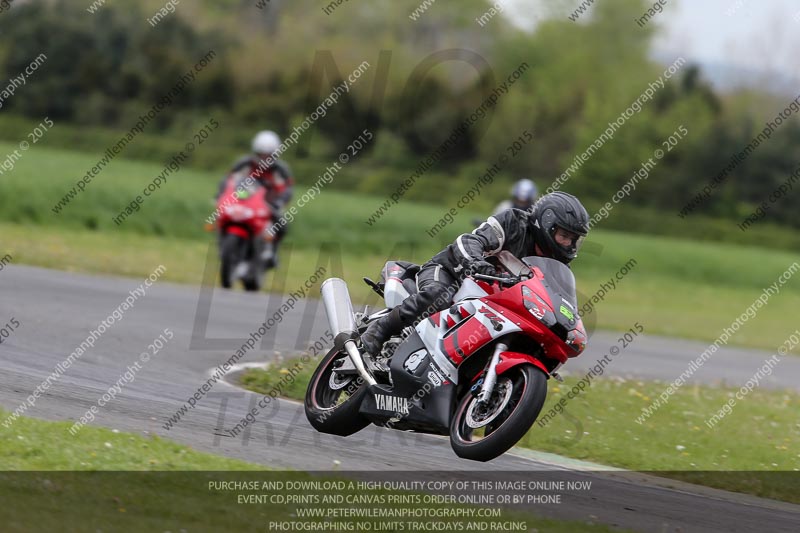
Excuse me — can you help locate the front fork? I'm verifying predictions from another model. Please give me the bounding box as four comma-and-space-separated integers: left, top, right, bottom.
473, 343, 507, 404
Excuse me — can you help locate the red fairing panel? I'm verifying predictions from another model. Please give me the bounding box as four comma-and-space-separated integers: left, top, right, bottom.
482, 295, 572, 364
217, 174, 272, 235
226, 226, 250, 238
444, 316, 493, 364
496, 351, 550, 377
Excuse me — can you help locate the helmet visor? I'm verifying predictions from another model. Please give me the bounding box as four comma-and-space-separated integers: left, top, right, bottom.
552, 225, 585, 256
573, 234, 585, 255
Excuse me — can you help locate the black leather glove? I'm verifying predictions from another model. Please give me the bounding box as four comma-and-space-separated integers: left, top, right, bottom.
495, 271, 518, 285
466, 260, 498, 278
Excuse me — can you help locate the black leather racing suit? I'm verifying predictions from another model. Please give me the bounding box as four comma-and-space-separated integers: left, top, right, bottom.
394, 208, 542, 327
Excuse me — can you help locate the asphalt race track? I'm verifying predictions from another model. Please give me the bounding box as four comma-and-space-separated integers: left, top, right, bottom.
1, 265, 798, 532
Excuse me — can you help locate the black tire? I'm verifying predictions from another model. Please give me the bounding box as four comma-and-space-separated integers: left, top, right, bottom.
242, 278, 260, 292
450, 364, 547, 462
220, 233, 246, 289
304, 345, 370, 436
242, 268, 262, 292
243, 240, 272, 291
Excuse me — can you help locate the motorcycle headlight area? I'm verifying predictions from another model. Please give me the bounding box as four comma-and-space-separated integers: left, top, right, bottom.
521, 285, 551, 322
224, 205, 255, 221
566, 328, 587, 355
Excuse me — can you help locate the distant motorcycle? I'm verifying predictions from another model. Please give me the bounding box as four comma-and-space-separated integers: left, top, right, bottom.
305, 252, 588, 462
214, 171, 274, 292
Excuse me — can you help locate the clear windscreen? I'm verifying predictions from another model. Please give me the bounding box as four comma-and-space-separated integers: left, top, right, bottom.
231, 172, 261, 199
495, 250, 530, 276
521, 256, 578, 309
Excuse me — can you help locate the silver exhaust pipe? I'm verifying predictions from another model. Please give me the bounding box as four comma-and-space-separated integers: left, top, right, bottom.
321, 278, 358, 344
320, 278, 376, 386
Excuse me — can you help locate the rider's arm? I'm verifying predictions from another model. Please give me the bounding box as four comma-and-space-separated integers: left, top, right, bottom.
272, 160, 294, 207
217, 156, 253, 199
231, 156, 253, 172
492, 200, 511, 216
452, 210, 513, 269
215, 177, 225, 199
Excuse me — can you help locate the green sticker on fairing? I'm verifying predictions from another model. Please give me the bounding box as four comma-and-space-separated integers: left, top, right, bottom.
235, 190, 252, 199
560, 305, 574, 320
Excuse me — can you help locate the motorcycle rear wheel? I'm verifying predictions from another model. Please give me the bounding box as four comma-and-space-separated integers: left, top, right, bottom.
304, 345, 370, 436
450, 364, 547, 462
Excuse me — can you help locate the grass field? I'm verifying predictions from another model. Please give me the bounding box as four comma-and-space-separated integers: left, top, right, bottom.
0, 409, 256, 471
1, 140, 798, 350
240, 360, 800, 504
0, 409, 617, 533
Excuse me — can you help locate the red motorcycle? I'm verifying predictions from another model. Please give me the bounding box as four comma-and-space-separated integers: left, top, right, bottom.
214, 171, 274, 292
305, 252, 587, 462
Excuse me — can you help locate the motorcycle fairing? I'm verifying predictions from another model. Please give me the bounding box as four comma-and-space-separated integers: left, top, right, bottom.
381, 261, 420, 309
217, 171, 271, 237
358, 330, 455, 434
484, 257, 587, 360
357, 256, 584, 433
415, 300, 522, 383
495, 350, 550, 377
451, 278, 488, 301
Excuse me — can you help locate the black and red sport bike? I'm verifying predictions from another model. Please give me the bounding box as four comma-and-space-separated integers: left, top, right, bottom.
305, 252, 587, 462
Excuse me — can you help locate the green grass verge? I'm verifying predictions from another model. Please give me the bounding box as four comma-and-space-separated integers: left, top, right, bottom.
239, 360, 800, 504
0, 408, 256, 471
0, 409, 616, 533
2, 140, 799, 349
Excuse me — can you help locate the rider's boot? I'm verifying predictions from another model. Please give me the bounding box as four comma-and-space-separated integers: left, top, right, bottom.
260, 240, 276, 269
258, 225, 278, 269
360, 307, 403, 371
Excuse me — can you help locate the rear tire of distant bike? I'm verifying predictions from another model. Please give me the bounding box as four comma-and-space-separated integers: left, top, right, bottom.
242, 272, 262, 292
220, 232, 245, 289
305, 345, 370, 436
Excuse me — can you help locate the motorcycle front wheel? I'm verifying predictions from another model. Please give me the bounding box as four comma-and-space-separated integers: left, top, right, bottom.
450, 364, 547, 462
220, 232, 247, 289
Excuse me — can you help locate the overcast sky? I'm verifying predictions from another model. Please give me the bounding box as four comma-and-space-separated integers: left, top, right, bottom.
656, 0, 799, 73
503, 0, 800, 80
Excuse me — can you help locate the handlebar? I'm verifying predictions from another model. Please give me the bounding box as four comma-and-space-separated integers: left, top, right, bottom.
472, 273, 521, 286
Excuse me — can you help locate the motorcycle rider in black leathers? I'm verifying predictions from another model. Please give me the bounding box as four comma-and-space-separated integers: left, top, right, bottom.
493, 178, 538, 215
217, 130, 294, 267
360, 192, 590, 358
